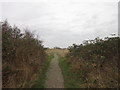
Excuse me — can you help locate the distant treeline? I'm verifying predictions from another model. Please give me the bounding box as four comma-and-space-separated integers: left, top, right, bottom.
66, 36, 119, 88
2, 21, 46, 88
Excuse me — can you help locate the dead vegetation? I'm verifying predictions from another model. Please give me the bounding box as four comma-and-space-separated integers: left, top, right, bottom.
46, 48, 68, 57
2, 21, 46, 88
66, 37, 119, 88
2, 20, 119, 88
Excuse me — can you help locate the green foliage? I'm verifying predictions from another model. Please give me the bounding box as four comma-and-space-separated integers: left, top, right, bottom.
67, 37, 119, 62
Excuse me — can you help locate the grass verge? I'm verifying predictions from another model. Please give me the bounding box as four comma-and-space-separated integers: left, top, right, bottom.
58, 56, 83, 88
32, 53, 54, 88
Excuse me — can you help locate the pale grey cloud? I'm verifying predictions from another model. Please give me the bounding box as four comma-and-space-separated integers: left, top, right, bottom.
1, 0, 118, 48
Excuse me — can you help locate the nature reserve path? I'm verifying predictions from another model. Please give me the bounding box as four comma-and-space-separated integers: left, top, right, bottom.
44, 53, 64, 88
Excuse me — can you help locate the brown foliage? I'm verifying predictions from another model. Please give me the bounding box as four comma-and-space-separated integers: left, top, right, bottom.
66, 37, 119, 88
2, 21, 46, 88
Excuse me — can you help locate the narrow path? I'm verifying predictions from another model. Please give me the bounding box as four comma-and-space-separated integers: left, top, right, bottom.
44, 53, 64, 88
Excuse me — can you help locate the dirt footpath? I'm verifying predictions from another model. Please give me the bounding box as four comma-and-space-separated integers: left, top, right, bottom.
44, 53, 64, 88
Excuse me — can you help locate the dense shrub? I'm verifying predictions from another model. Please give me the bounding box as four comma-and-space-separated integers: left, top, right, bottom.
66, 36, 119, 88
2, 21, 46, 88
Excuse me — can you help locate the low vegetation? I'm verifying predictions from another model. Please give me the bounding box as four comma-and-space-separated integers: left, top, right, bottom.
32, 53, 54, 88
59, 56, 83, 88
65, 36, 119, 88
2, 21, 46, 88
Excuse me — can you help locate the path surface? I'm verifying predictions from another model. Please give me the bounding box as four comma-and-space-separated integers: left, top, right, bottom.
44, 53, 64, 88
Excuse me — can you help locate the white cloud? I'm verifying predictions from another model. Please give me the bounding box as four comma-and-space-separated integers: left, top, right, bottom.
1, 1, 118, 48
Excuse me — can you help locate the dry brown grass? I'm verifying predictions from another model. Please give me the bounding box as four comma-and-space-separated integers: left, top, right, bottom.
46, 49, 69, 57
67, 57, 119, 88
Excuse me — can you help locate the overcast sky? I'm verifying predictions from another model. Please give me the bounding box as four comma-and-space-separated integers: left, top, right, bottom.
0, 0, 118, 48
